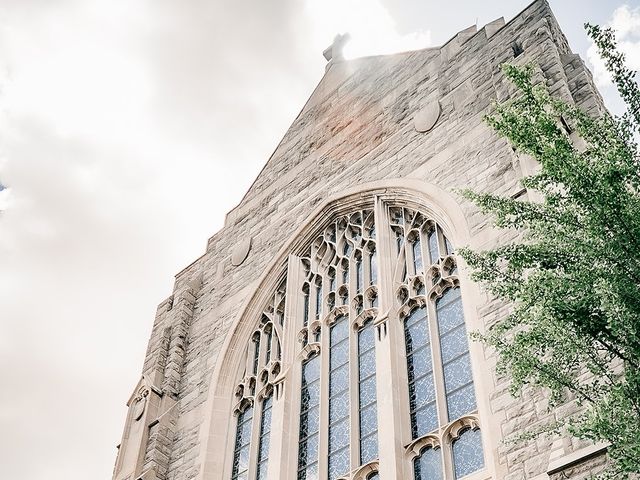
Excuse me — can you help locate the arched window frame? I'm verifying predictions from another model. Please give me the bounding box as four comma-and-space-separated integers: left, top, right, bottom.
390, 206, 485, 480
230, 276, 287, 480
221, 193, 495, 480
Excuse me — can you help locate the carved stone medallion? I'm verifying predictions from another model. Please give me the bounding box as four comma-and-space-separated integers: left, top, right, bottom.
414, 101, 441, 133
232, 237, 252, 266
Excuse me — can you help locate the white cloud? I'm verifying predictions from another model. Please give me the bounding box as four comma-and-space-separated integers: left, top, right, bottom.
587, 4, 640, 88
304, 0, 431, 59
0, 0, 435, 479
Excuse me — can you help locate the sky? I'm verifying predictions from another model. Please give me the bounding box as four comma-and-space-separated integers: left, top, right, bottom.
0, 0, 638, 478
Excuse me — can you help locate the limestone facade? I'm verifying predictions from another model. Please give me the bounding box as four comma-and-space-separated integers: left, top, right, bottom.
112, 1, 611, 479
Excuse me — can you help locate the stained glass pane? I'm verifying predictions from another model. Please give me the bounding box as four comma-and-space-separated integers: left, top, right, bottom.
303, 356, 320, 382
369, 250, 377, 285
331, 317, 349, 343
357, 258, 363, 292
329, 390, 349, 419
405, 308, 427, 327
329, 417, 349, 451
447, 384, 477, 421
405, 322, 430, 350
361, 432, 378, 464
256, 395, 273, 480
359, 376, 376, 407
329, 316, 350, 479
405, 307, 437, 440
453, 428, 484, 479
414, 447, 443, 480
330, 363, 349, 394
331, 340, 349, 366
303, 291, 310, 327
440, 325, 469, 364
359, 348, 376, 377
367, 473, 380, 480
316, 283, 323, 319
298, 356, 320, 480
328, 447, 350, 480
231, 407, 253, 480
411, 373, 436, 408
413, 239, 423, 274
436, 289, 477, 421
252, 336, 260, 374
413, 402, 438, 437
359, 323, 375, 349
407, 347, 433, 379
359, 403, 377, 436
428, 229, 439, 265
358, 321, 378, 465
443, 353, 474, 392
435, 291, 464, 335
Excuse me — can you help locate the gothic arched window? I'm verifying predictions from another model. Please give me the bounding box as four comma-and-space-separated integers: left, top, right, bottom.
391, 206, 484, 479
228, 199, 487, 480
230, 277, 286, 480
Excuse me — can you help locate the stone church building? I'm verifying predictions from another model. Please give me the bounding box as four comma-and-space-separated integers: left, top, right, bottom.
112, 1, 610, 479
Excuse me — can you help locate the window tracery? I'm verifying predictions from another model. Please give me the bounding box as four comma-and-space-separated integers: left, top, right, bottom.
228, 200, 487, 480
231, 276, 287, 480
297, 209, 379, 480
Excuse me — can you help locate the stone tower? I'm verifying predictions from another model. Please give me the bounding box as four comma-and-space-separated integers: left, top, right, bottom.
112, 1, 609, 479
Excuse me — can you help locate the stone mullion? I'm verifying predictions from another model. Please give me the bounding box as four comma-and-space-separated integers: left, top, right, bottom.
372, 196, 407, 479
269, 254, 303, 480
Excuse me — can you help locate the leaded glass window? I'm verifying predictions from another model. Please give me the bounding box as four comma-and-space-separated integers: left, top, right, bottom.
231, 277, 286, 480
298, 355, 320, 480
452, 428, 484, 479
390, 206, 484, 480
437, 288, 476, 421
413, 237, 423, 274
414, 446, 442, 480
369, 248, 377, 286
358, 319, 378, 464
255, 396, 273, 480
231, 406, 253, 480
404, 307, 437, 438
328, 315, 350, 480
228, 202, 488, 480
295, 209, 380, 478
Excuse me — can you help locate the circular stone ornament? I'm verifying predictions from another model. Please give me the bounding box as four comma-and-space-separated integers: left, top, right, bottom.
414, 101, 441, 133
232, 237, 252, 266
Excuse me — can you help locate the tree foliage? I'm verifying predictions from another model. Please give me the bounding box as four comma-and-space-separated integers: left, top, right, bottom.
458, 25, 640, 477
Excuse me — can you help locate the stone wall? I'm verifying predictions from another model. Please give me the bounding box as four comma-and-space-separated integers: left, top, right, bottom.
112, 1, 611, 479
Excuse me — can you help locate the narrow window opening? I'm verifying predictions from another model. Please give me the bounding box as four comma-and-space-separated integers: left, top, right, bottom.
404, 307, 438, 438
358, 320, 378, 465
255, 396, 273, 480
328, 316, 350, 480
369, 249, 378, 286
511, 41, 524, 57
230, 406, 253, 480
297, 355, 320, 480
413, 237, 423, 274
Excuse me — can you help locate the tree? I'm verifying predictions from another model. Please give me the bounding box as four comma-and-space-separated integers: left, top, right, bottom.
458, 25, 640, 477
